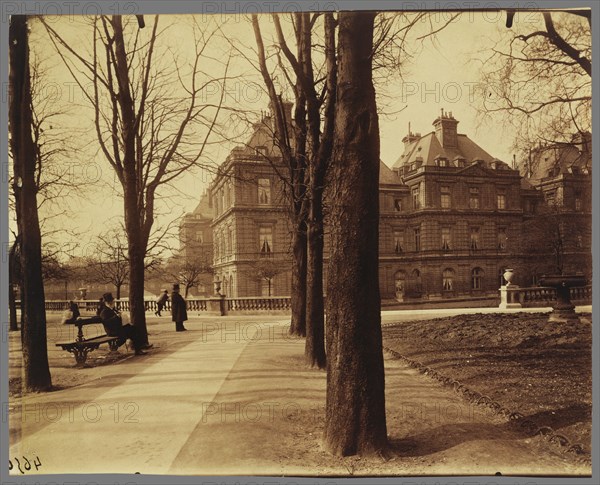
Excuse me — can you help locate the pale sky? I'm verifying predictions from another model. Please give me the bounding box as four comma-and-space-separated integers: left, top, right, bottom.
18, 10, 539, 259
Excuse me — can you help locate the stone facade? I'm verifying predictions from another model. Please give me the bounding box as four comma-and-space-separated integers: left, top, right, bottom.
183, 108, 592, 301
207, 112, 293, 297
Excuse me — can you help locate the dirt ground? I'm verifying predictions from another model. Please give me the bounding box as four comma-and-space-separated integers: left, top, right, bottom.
8, 312, 591, 476
8, 313, 184, 398
382, 312, 593, 453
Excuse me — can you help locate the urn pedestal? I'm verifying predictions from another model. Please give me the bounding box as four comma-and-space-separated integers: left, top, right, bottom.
499, 269, 521, 309
539, 274, 586, 324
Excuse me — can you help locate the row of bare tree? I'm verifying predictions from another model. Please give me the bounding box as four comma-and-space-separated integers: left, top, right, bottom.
9, 9, 590, 456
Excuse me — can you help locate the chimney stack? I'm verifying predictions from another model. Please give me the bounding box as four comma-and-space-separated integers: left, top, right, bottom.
432, 108, 459, 148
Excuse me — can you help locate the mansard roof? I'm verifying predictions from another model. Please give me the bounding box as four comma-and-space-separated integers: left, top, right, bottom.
393, 131, 495, 170
527, 141, 591, 181
379, 160, 402, 185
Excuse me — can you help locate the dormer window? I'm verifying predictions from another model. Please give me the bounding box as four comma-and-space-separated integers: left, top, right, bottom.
454, 157, 466, 168
255, 146, 268, 156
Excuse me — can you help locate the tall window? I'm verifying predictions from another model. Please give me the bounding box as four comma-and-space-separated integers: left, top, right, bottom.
471, 267, 483, 290
440, 185, 451, 209
227, 227, 233, 255
497, 227, 507, 250
258, 178, 271, 205
497, 189, 506, 209
412, 185, 420, 209
442, 268, 454, 291
470, 227, 480, 250
195, 230, 204, 243
225, 184, 231, 208
393, 231, 404, 254
394, 198, 402, 212
411, 269, 422, 293
575, 193, 582, 211
469, 187, 480, 209
414, 227, 421, 251
259, 226, 273, 255
441, 227, 451, 250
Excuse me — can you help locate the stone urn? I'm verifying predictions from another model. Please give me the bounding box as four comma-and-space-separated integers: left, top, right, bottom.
539, 274, 587, 324
503, 269, 515, 286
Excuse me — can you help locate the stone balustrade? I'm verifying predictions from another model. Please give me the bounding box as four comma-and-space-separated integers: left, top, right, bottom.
17, 296, 291, 315
499, 285, 592, 309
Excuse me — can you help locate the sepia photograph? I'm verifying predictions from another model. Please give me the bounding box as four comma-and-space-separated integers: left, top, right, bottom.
3, 0, 595, 480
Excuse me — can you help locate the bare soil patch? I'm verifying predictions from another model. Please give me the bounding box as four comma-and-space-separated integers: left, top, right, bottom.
382, 312, 592, 451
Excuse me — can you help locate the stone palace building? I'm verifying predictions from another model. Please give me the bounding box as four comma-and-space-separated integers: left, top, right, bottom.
180, 108, 592, 303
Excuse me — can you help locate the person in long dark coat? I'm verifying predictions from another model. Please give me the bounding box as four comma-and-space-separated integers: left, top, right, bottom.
171, 283, 188, 332
98, 292, 148, 355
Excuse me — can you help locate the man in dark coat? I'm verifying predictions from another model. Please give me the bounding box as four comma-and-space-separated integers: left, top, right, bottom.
98, 292, 148, 355
171, 283, 188, 331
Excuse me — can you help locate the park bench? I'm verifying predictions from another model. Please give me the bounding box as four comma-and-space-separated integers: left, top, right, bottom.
56, 316, 119, 366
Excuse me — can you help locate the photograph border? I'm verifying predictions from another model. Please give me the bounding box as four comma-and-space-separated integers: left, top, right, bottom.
1, 1, 597, 484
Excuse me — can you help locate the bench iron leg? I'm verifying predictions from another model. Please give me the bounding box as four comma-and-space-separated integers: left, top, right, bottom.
73, 347, 89, 366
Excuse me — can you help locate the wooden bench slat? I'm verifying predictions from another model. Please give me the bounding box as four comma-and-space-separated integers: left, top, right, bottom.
56, 334, 120, 365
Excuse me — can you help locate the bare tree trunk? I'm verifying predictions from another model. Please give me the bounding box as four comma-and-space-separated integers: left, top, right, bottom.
323, 11, 387, 456
116, 283, 122, 300
126, 230, 148, 344
9, 284, 18, 332
305, 184, 326, 368
305, 12, 336, 369
9, 15, 52, 391
9, 239, 19, 331
290, 225, 307, 336
113, 15, 149, 346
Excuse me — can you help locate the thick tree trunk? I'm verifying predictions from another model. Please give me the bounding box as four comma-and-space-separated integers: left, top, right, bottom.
113, 15, 149, 346
323, 11, 387, 456
305, 183, 326, 368
116, 283, 122, 300
9, 15, 52, 391
9, 281, 18, 332
289, 223, 307, 336
9, 240, 19, 331
125, 220, 149, 345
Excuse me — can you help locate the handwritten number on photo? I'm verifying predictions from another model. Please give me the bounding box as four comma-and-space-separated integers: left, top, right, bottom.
8, 456, 41, 474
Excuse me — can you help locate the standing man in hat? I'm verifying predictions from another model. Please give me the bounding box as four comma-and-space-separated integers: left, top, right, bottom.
171, 283, 188, 331
98, 292, 150, 355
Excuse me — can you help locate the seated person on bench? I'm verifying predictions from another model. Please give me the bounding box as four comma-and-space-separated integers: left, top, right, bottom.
62, 300, 81, 324
98, 292, 149, 356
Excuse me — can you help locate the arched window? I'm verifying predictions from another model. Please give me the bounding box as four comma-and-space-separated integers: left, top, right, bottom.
442, 268, 454, 291
409, 268, 422, 296
471, 267, 484, 290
